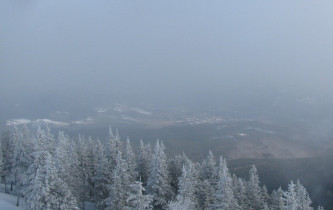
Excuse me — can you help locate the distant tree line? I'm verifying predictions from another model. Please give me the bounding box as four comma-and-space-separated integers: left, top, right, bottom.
0, 125, 323, 210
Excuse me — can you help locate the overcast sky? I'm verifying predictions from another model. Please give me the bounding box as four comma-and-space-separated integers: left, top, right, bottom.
1, 0, 333, 102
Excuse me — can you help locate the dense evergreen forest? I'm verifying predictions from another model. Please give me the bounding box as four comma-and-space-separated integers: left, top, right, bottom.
0, 125, 323, 210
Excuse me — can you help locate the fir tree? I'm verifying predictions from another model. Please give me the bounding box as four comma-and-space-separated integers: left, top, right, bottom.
147, 140, 172, 209
54, 131, 71, 180
137, 140, 152, 186
198, 179, 216, 209
233, 176, 249, 209
247, 165, 263, 209
105, 151, 130, 210
169, 153, 190, 196
262, 185, 271, 207
93, 139, 110, 208
271, 187, 285, 210
124, 138, 137, 183
295, 180, 312, 210
200, 150, 217, 184
214, 156, 240, 210
126, 180, 153, 210
11, 125, 35, 206
0, 136, 3, 182
175, 161, 198, 209
1, 131, 16, 192
105, 127, 123, 184
167, 197, 193, 210
35, 125, 56, 155
284, 181, 298, 210
23, 151, 78, 210
76, 135, 95, 208
66, 137, 84, 208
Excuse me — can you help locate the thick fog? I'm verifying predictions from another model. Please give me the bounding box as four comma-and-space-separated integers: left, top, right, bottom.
1, 0, 333, 122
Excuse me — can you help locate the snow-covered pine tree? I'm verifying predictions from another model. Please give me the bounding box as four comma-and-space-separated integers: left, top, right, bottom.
93, 139, 111, 208
23, 151, 78, 210
198, 150, 218, 209
1, 131, 16, 192
295, 179, 312, 210
247, 165, 263, 209
7, 126, 20, 192
147, 140, 173, 209
198, 178, 216, 209
0, 135, 3, 182
284, 181, 298, 210
262, 185, 271, 207
271, 187, 285, 210
213, 156, 240, 210
105, 127, 123, 183
126, 180, 153, 210
124, 138, 137, 183
75, 135, 94, 208
173, 161, 198, 209
86, 137, 97, 199
105, 151, 130, 210
53, 131, 80, 206
54, 131, 71, 180
167, 197, 193, 210
11, 125, 35, 206
35, 125, 56, 155
137, 140, 152, 186
65, 137, 85, 208
169, 153, 190, 196
200, 150, 217, 184
232, 176, 249, 209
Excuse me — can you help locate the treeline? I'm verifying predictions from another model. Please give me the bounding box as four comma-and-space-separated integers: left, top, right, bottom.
0, 125, 323, 210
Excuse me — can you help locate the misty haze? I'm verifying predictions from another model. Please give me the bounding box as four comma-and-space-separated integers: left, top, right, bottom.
1, 1, 333, 210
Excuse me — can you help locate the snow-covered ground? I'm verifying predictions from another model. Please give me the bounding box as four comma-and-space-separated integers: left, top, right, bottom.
0, 192, 97, 210
0, 184, 96, 210
0, 184, 21, 209
0, 191, 21, 210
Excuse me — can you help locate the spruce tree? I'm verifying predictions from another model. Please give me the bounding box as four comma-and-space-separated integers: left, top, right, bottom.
12, 125, 35, 206
284, 181, 298, 210
0, 136, 3, 182
200, 150, 217, 184
247, 165, 263, 209
23, 151, 78, 210
175, 161, 198, 209
147, 140, 172, 209
198, 179, 216, 209
105, 151, 130, 210
295, 180, 312, 210
233, 176, 249, 209
137, 140, 152, 186
93, 139, 110, 208
1, 131, 15, 192
169, 153, 190, 195
214, 156, 240, 210
167, 197, 192, 210
271, 187, 285, 210
126, 180, 153, 210
262, 185, 271, 207
35, 125, 56, 155
124, 138, 137, 183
